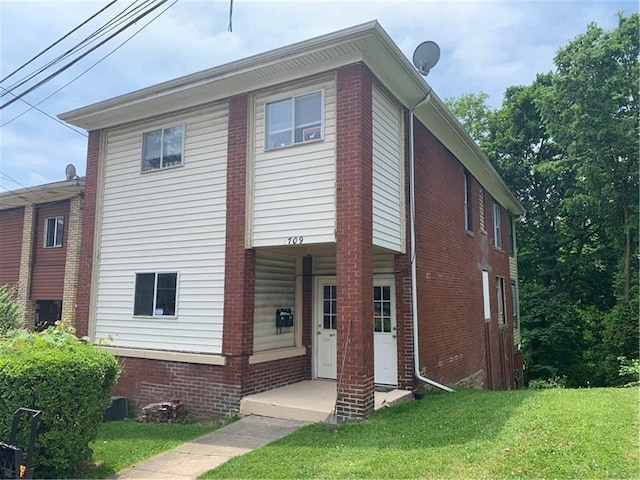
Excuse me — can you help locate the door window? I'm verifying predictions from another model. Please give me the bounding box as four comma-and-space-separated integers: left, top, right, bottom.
374, 285, 392, 333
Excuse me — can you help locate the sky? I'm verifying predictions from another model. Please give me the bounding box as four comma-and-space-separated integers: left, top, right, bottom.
0, 0, 636, 191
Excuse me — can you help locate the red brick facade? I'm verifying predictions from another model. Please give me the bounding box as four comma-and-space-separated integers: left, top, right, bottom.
75, 60, 516, 420
335, 63, 375, 420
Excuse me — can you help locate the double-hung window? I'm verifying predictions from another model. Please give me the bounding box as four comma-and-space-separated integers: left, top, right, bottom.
44, 217, 64, 248
507, 214, 515, 255
265, 91, 322, 150
142, 124, 185, 172
493, 202, 503, 250
496, 276, 506, 325
134, 272, 178, 317
464, 170, 472, 231
510, 280, 519, 329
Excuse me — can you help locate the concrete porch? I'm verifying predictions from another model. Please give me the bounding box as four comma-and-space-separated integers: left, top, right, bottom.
239, 380, 413, 422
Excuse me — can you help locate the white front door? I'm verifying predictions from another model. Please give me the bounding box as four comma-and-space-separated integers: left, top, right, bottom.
315, 279, 337, 379
374, 281, 398, 385
314, 278, 398, 385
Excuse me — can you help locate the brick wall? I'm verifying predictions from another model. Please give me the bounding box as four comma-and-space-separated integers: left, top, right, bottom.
112, 358, 233, 418
61, 195, 83, 327
76, 130, 101, 337
335, 62, 375, 420
410, 119, 514, 390
15, 206, 34, 326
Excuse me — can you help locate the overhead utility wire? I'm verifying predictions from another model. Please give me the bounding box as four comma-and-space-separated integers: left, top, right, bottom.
0, 0, 118, 85
0, 0, 169, 111
0, 172, 49, 204
1, 0, 152, 98
0, 0, 180, 132
0, 85, 87, 136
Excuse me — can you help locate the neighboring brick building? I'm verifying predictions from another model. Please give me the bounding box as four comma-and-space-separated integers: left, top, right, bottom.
0, 178, 84, 329
59, 22, 524, 421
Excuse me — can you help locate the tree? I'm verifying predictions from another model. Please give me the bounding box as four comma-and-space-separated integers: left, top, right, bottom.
447, 14, 639, 386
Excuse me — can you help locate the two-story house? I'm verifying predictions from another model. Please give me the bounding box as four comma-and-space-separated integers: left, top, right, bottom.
0, 178, 84, 329
59, 21, 524, 421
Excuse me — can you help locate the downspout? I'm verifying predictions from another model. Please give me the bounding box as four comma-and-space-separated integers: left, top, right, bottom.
408, 93, 454, 393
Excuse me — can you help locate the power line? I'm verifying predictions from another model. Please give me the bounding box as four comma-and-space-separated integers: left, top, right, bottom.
0, 0, 179, 134
0, 0, 118, 85
1, 0, 154, 99
0, 86, 87, 136
0, 172, 49, 204
0, 0, 170, 111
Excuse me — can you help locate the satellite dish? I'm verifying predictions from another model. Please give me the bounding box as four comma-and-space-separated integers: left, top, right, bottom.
412, 41, 441, 76
65, 163, 77, 180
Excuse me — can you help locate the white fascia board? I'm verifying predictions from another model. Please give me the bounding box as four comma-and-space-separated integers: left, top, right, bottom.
58, 21, 381, 130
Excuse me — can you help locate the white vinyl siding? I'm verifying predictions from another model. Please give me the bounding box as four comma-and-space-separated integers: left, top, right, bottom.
94, 103, 228, 353
372, 86, 405, 252
253, 250, 297, 352
510, 256, 521, 345
251, 76, 336, 247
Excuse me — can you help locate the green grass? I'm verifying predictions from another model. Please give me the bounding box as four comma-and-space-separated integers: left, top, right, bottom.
200, 388, 639, 479
74, 419, 220, 478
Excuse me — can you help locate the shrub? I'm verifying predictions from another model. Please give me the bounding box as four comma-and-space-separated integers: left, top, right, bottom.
0, 323, 119, 478
527, 375, 568, 389
618, 356, 640, 387
0, 284, 22, 335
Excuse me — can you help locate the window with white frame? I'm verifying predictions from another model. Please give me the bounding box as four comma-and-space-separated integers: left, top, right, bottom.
493, 202, 503, 249
142, 124, 184, 172
496, 276, 506, 325
265, 91, 322, 150
508, 214, 515, 255
133, 272, 178, 317
510, 279, 519, 329
44, 216, 64, 248
464, 170, 472, 231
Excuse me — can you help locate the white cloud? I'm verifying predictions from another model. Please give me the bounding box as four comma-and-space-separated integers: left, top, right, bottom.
0, 0, 636, 187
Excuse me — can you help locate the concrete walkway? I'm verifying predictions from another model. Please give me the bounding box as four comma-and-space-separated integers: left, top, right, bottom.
114, 416, 310, 479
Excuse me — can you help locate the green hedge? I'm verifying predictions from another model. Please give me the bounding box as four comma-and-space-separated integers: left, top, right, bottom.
0, 325, 119, 478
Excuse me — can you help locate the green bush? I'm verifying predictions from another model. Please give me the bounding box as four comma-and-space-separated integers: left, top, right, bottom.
0, 284, 22, 335
0, 324, 119, 478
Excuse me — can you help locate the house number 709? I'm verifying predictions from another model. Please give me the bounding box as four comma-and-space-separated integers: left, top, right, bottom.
287, 236, 304, 245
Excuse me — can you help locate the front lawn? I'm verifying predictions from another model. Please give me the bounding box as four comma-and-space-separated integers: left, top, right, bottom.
200, 388, 638, 479
76, 419, 220, 478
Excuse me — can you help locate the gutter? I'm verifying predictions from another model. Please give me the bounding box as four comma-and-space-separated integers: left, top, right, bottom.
408, 93, 454, 393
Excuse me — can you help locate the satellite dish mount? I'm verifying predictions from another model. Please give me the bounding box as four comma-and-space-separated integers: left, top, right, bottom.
412, 40, 441, 77
65, 163, 77, 181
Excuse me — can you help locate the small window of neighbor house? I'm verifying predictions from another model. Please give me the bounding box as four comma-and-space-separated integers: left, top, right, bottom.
265, 91, 322, 150
134, 272, 178, 317
141, 124, 184, 172
493, 202, 503, 250
464, 170, 472, 231
44, 216, 64, 248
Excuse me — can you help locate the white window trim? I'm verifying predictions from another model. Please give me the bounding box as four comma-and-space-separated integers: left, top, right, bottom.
464, 171, 472, 232
482, 270, 491, 320
140, 123, 185, 173
264, 90, 324, 151
496, 276, 506, 325
493, 202, 503, 250
44, 216, 64, 248
132, 271, 179, 318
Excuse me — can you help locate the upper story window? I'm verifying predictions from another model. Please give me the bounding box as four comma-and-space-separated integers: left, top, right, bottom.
265, 91, 322, 150
464, 170, 472, 231
44, 216, 64, 248
133, 272, 178, 317
493, 202, 503, 250
508, 214, 515, 255
142, 124, 185, 172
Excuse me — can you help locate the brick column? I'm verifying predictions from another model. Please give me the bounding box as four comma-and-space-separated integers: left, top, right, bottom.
61, 195, 83, 327
222, 94, 255, 401
302, 255, 313, 379
335, 63, 374, 421
17, 205, 35, 327
76, 130, 102, 337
